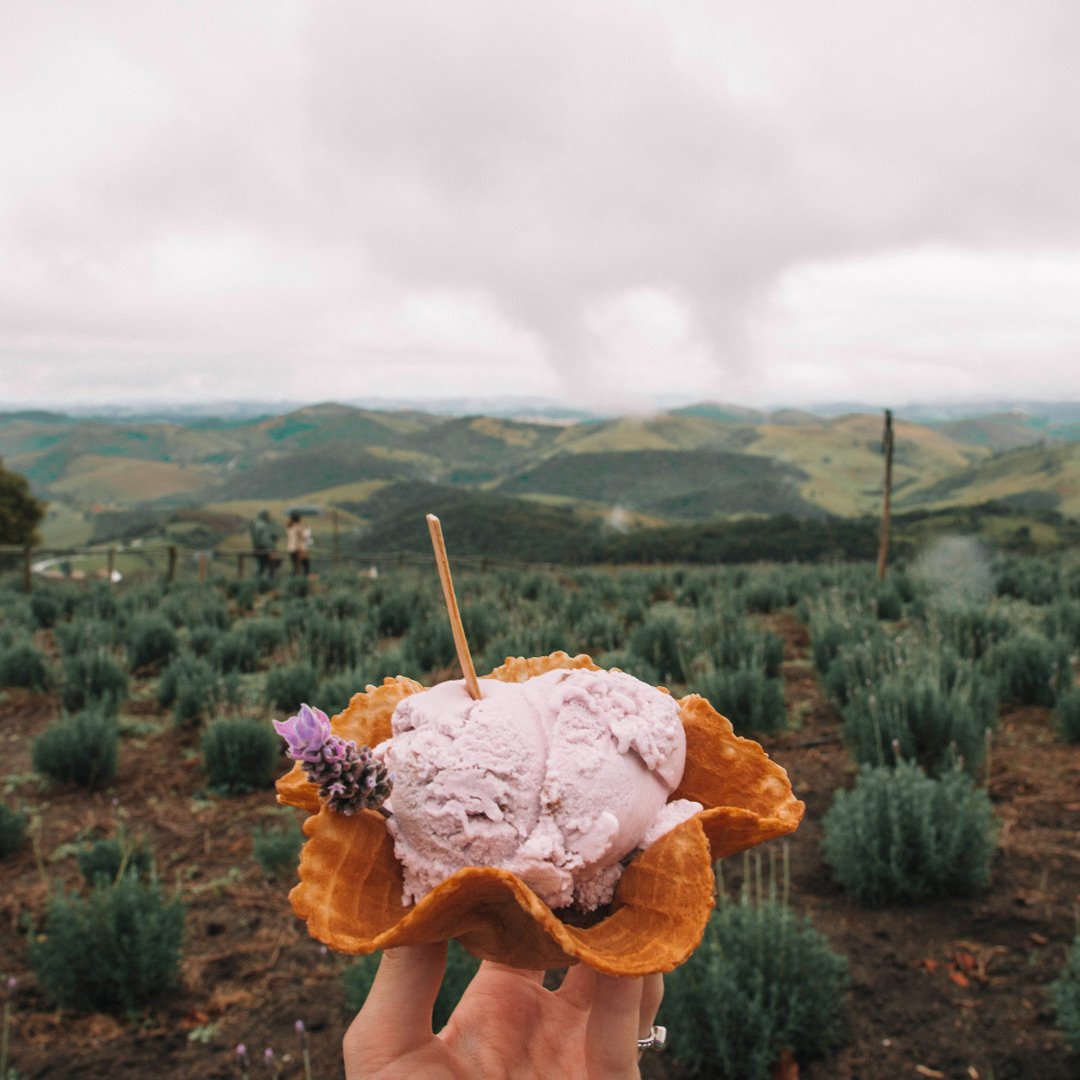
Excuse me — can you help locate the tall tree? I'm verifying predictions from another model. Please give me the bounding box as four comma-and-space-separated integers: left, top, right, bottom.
0, 457, 46, 545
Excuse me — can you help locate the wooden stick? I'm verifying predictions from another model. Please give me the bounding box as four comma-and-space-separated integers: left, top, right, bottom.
876, 408, 894, 580
426, 515, 482, 700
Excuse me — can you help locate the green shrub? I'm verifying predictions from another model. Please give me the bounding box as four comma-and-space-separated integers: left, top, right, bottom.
822, 761, 997, 906
675, 570, 722, 608
320, 587, 365, 621
188, 624, 222, 658
160, 652, 240, 725
460, 599, 499, 653
809, 611, 880, 677
841, 665, 996, 775
665, 890, 848, 1080
870, 580, 904, 621
201, 717, 280, 796
367, 643, 426, 683
1044, 599, 1080, 649
738, 574, 790, 617
281, 597, 316, 639
265, 663, 320, 712
0, 642, 49, 690
314, 671, 365, 718
282, 575, 312, 599
403, 618, 457, 672
932, 603, 1014, 660
158, 653, 215, 709
699, 618, 783, 678
374, 587, 426, 637
0, 802, 27, 859
30, 591, 61, 629
243, 617, 286, 658
594, 650, 660, 685
27, 873, 184, 1013
992, 631, 1073, 707
629, 616, 686, 683
213, 630, 261, 674
1052, 936, 1080, 1052
79, 583, 119, 621
570, 609, 624, 655
227, 578, 258, 612
995, 556, 1059, 605
302, 615, 367, 675
32, 709, 118, 789
342, 939, 481, 1032
160, 592, 230, 631
691, 668, 786, 736
125, 615, 180, 672
821, 632, 898, 707
252, 817, 304, 879
1054, 687, 1080, 745
61, 650, 128, 716
77, 833, 155, 885
55, 618, 120, 657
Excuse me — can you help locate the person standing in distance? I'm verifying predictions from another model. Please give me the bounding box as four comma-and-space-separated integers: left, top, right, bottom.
250, 509, 280, 579
287, 512, 311, 577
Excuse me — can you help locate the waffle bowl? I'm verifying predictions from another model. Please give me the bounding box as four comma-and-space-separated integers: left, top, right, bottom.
275, 652, 804, 975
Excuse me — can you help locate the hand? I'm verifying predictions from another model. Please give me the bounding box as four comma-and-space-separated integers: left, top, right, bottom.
343, 942, 663, 1080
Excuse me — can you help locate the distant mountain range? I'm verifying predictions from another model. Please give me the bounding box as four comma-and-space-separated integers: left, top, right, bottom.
9, 396, 1080, 425
2, 400, 1076, 553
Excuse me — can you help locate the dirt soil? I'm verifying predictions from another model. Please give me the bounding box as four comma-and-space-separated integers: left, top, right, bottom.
1, 612, 1078, 1080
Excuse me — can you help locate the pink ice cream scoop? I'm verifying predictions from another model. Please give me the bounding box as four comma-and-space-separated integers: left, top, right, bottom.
378, 667, 702, 912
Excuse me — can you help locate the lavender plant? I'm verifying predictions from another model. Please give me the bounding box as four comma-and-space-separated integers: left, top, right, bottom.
1053, 935, 1080, 1052
201, 718, 280, 796
0, 804, 26, 860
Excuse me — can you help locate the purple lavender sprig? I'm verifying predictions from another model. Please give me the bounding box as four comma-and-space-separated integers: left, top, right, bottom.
273, 704, 392, 815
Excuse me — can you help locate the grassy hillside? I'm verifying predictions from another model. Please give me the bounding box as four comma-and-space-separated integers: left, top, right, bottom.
498, 449, 822, 519
933, 414, 1064, 451
748, 414, 986, 517
203, 444, 408, 502
896, 440, 1080, 517
5, 402, 1078, 558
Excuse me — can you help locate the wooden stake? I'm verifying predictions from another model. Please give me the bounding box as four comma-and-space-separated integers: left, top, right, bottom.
877, 408, 894, 580
426, 515, 482, 700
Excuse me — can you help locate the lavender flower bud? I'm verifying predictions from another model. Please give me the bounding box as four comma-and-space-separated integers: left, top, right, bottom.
273, 705, 332, 763
275, 703, 392, 813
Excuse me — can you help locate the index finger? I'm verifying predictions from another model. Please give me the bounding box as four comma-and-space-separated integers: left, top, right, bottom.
344, 942, 447, 1067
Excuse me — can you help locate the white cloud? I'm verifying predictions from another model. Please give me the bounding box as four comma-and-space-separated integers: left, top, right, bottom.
0, 0, 1078, 408
755, 247, 1080, 403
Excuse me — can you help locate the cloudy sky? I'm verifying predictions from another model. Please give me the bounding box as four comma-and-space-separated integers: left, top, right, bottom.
2, 0, 1079, 412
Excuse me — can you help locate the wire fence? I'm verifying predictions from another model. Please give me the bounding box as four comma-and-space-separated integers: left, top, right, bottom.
0, 543, 557, 592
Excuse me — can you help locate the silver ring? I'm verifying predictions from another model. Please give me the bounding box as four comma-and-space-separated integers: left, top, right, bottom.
637, 1025, 666, 1052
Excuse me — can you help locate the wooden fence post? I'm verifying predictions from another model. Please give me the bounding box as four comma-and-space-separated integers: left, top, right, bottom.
167, 545, 177, 582
23, 544, 32, 594
877, 409, 894, 580
237, 553, 245, 579
197, 552, 208, 583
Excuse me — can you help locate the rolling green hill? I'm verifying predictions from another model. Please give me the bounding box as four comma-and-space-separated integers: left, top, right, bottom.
498, 449, 822, 519
3, 401, 1077, 555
